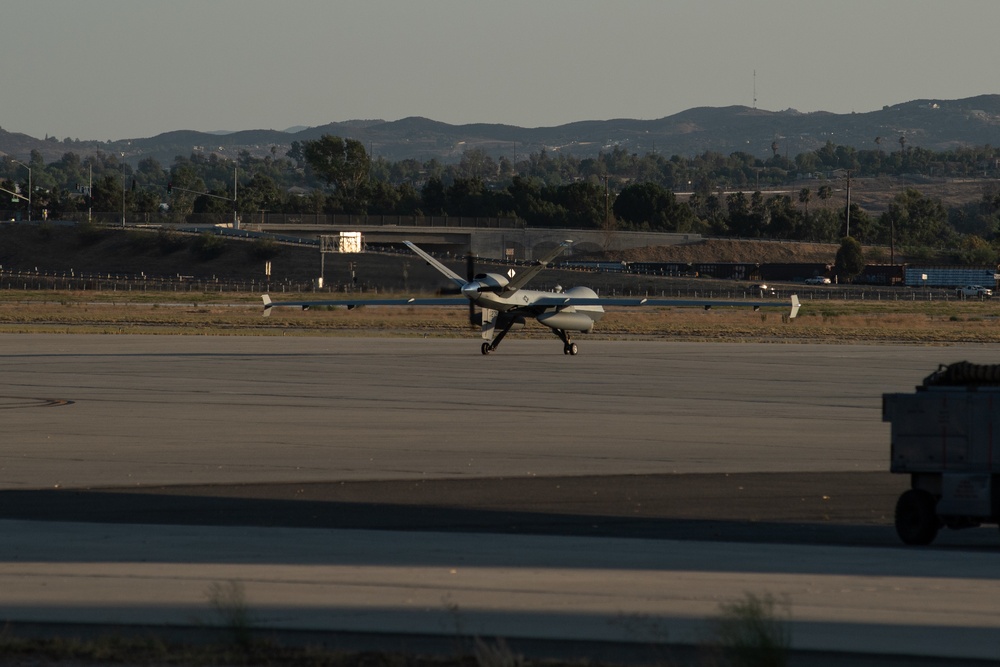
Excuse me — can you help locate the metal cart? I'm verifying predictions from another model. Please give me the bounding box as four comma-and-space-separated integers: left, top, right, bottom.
883, 361, 1000, 545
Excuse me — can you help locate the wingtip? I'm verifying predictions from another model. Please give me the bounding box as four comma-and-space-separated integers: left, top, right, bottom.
789, 294, 801, 319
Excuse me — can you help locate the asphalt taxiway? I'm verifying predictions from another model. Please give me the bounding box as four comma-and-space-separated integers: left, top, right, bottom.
3, 335, 1000, 664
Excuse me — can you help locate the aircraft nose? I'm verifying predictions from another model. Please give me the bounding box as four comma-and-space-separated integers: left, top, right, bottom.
461, 282, 482, 298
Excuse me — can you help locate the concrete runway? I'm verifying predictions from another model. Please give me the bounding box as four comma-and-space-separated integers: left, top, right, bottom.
4, 334, 1000, 663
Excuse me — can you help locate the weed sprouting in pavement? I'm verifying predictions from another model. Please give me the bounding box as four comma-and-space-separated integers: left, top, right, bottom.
703, 592, 791, 667
205, 579, 255, 648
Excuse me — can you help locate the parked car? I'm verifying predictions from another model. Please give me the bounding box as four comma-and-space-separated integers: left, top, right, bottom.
804, 276, 831, 285
956, 285, 992, 298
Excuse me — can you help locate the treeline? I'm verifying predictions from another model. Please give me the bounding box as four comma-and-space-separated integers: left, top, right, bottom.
3, 137, 1000, 263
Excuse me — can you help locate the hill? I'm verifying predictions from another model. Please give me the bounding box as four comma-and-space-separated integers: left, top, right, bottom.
5, 95, 1000, 165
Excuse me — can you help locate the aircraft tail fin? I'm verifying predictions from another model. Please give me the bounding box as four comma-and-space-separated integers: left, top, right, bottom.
789, 294, 801, 319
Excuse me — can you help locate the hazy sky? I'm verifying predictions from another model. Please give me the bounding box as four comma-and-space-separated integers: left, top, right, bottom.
3, 0, 997, 141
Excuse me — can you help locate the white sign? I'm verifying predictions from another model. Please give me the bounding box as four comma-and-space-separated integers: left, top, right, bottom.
339, 232, 362, 253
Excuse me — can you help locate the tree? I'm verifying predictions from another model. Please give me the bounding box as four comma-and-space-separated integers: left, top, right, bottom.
956, 235, 996, 266
302, 135, 370, 210
765, 195, 801, 239
553, 181, 607, 228
882, 188, 953, 247
421, 177, 447, 215
90, 174, 124, 213
726, 191, 755, 236
166, 160, 207, 218
834, 236, 865, 283
843, 203, 878, 244
802, 208, 842, 243
446, 178, 490, 216
238, 173, 284, 214
613, 182, 694, 231
458, 148, 497, 181
798, 188, 812, 219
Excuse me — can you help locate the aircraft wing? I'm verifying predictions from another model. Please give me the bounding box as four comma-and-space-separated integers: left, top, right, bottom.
262, 294, 464, 315
531, 294, 801, 318
402, 241, 466, 289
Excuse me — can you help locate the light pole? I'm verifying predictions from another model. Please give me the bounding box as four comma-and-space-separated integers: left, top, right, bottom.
11, 159, 30, 222
121, 153, 126, 228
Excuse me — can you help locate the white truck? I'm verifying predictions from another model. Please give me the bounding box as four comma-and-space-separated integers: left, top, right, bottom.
884, 362, 1000, 544
956, 284, 992, 298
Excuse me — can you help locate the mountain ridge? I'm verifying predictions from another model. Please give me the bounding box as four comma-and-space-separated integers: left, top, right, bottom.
3, 95, 999, 166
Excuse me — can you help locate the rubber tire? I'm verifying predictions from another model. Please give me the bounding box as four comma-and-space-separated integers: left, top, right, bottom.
894, 489, 940, 545
481, 342, 492, 355
568, 343, 578, 355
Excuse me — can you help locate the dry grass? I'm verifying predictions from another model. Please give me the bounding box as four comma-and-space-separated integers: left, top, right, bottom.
2, 290, 999, 344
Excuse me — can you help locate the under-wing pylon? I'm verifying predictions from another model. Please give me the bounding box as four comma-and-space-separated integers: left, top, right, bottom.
262, 240, 800, 355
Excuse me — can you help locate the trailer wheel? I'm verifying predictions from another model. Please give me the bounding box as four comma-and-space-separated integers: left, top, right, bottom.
895, 489, 940, 545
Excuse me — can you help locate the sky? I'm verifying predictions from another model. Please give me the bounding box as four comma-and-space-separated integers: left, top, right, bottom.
2, 0, 998, 141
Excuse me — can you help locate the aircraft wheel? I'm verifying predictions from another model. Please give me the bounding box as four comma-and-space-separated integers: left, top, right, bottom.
565, 343, 578, 356
894, 489, 940, 545
481, 342, 492, 355
563, 346, 570, 355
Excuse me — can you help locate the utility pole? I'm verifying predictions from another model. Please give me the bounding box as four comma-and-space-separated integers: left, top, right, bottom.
890, 217, 895, 266
845, 170, 852, 238
233, 162, 239, 229
11, 159, 30, 222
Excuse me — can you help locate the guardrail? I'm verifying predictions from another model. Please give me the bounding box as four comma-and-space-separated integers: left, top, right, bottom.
0, 268, 979, 303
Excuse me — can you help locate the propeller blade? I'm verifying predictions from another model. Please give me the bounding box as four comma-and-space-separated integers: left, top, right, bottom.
467, 251, 476, 328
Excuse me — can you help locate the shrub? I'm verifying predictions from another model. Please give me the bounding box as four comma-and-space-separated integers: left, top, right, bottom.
191, 232, 226, 261
156, 229, 187, 254
248, 238, 281, 261
76, 221, 104, 246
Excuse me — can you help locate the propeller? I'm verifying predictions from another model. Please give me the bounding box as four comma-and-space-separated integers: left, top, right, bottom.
427, 247, 479, 328
435, 250, 472, 296
467, 251, 477, 328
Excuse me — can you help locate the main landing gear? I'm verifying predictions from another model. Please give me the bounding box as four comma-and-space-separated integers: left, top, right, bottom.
555, 329, 578, 355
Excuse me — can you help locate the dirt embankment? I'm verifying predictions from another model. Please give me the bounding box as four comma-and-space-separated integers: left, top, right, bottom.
603, 239, 841, 264
0, 225, 878, 288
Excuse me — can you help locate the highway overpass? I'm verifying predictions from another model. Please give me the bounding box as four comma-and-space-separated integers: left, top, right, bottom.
243, 215, 702, 260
